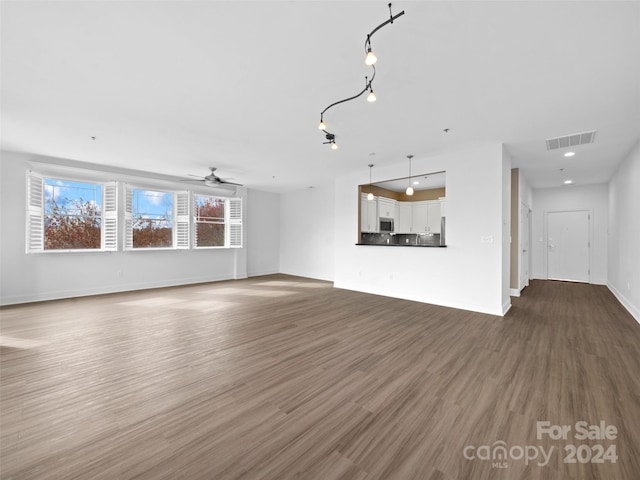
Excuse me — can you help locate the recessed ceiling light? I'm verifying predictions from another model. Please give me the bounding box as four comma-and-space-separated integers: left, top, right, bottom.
564, 151, 575, 157
413, 180, 420, 185
564, 180, 573, 185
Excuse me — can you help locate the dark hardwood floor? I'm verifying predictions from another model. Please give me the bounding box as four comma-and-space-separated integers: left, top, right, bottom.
1, 276, 639, 479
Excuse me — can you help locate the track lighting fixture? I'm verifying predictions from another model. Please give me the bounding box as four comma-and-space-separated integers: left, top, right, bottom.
318, 3, 405, 148
365, 45, 378, 66
405, 155, 414, 196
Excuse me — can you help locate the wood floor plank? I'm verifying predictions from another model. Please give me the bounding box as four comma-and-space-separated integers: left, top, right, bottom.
1, 276, 639, 479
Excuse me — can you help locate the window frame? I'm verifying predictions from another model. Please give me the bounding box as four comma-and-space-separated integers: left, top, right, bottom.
26, 171, 118, 254
192, 193, 243, 249
124, 185, 190, 251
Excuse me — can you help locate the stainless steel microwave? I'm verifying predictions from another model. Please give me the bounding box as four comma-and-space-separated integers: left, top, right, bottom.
379, 218, 394, 232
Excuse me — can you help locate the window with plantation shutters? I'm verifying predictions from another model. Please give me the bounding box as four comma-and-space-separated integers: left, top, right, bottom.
193, 195, 242, 248
26, 171, 117, 253
124, 187, 193, 250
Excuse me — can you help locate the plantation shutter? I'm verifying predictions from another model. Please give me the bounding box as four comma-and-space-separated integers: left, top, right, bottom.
26, 172, 44, 253
175, 191, 190, 249
192, 195, 199, 247
102, 182, 118, 251
228, 197, 242, 248
124, 186, 133, 250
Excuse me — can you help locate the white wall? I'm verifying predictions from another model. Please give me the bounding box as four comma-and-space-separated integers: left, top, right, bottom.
333, 144, 508, 316
247, 189, 280, 277
520, 173, 533, 209
0, 151, 250, 305
608, 140, 640, 322
279, 182, 334, 281
531, 183, 608, 284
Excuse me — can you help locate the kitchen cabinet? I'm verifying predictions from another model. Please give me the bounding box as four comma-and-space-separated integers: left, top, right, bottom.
426, 202, 441, 234
378, 198, 397, 221
396, 200, 442, 233
412, 203, 429, 232
360, 194, 378, 232
398, 203, 412, 233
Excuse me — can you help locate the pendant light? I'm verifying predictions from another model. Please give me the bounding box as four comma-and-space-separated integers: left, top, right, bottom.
367, 164, 375, 200
405, 155, 414, 196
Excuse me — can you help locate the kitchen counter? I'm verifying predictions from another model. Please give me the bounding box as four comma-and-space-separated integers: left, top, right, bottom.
356, 243, 447, 247
359, 232, 445, 247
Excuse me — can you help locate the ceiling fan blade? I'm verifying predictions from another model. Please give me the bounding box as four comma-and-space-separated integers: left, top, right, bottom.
220, 180, 243, 186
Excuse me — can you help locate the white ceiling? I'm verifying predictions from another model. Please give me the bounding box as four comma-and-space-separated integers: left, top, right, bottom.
2, 1, 639, 193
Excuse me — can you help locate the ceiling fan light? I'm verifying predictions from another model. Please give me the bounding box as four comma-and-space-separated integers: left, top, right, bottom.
365, 48, 377, 66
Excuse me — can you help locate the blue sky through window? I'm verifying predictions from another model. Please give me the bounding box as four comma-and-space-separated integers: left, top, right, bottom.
132, 189, 172, 223
44, 178, 102, 215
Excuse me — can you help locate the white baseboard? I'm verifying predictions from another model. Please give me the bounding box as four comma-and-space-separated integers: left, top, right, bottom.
503, 299, 512, 316
510, 288, 520, 297
0, 273, 236, 306
607, 282, 640, 325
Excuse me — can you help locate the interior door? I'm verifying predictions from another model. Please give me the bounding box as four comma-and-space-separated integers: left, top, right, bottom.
547, 210, 590, 282
519, 203, 530, 289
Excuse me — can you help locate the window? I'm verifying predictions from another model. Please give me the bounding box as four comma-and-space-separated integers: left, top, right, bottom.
194, 195, 242, 248
124, 187, 189, 249
195, 196, 225, 247
26, 172, 117, 252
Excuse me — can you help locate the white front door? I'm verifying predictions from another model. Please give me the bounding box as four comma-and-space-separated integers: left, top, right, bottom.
520, 203, 531, 289
547, 210, 590, 282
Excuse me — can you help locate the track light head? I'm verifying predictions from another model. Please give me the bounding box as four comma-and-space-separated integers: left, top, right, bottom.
365, 47, 377, 66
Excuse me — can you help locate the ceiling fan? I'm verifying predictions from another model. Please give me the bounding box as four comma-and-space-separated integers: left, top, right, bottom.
186, 167, 243, 189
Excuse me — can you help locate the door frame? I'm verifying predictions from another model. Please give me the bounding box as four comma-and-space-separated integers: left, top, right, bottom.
545, 209, 592, 282
519, 202, 532, 291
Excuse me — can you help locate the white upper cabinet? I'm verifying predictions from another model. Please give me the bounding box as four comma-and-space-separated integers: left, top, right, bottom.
396, 199, 444, 234
378, 197, 397, 221
360, 193, 378, 232
398, 203, 413, 233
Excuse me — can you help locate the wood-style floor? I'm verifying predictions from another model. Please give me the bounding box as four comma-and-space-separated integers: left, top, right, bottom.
1, 276, 639, 480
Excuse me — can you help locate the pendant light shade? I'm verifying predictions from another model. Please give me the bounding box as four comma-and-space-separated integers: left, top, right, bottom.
318, 119, 326, 130
367, 89, 376, 102
406, 155, 414, 196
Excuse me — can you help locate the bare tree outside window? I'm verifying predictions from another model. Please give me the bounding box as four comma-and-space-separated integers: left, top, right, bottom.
44, 179, 102, 250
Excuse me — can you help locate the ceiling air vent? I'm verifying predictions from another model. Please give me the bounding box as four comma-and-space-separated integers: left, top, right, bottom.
546, 130, 596, 150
